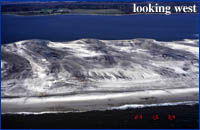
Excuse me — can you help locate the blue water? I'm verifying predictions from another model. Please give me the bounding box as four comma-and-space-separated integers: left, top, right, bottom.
1, 14, 199, 44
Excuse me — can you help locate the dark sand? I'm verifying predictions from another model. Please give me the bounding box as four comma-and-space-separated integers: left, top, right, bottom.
2, 104, 199, 129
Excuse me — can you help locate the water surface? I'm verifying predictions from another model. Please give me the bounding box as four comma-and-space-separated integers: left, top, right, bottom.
1, 14, 199, 44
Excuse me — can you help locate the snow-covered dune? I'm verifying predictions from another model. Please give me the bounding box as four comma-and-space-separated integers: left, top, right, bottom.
1, 38, 199, 113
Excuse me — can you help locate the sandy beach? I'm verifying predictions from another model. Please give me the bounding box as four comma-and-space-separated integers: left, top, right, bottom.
2, 87, 198, 114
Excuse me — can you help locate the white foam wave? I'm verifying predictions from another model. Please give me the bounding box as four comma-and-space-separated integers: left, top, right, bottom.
2, 111, 84, 115
110, 101, 199, 110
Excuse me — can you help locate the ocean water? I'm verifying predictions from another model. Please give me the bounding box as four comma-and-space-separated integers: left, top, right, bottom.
1, 14, 199, 44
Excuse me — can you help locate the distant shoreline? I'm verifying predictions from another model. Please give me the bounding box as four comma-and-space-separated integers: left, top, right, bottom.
2, 12, 199, 17
2, 1, 199, 17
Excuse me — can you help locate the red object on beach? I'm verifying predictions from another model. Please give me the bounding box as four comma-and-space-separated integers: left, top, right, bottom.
152, 114, 159, 120
134, 114, 143, 120
168, 114, 176, 120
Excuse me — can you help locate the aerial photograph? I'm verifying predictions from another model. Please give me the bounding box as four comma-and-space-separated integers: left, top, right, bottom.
1, 0, 199, 129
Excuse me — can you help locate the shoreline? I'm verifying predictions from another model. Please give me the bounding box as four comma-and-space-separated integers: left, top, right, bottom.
2, 101, 199, 115
2, 12, 199, 17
